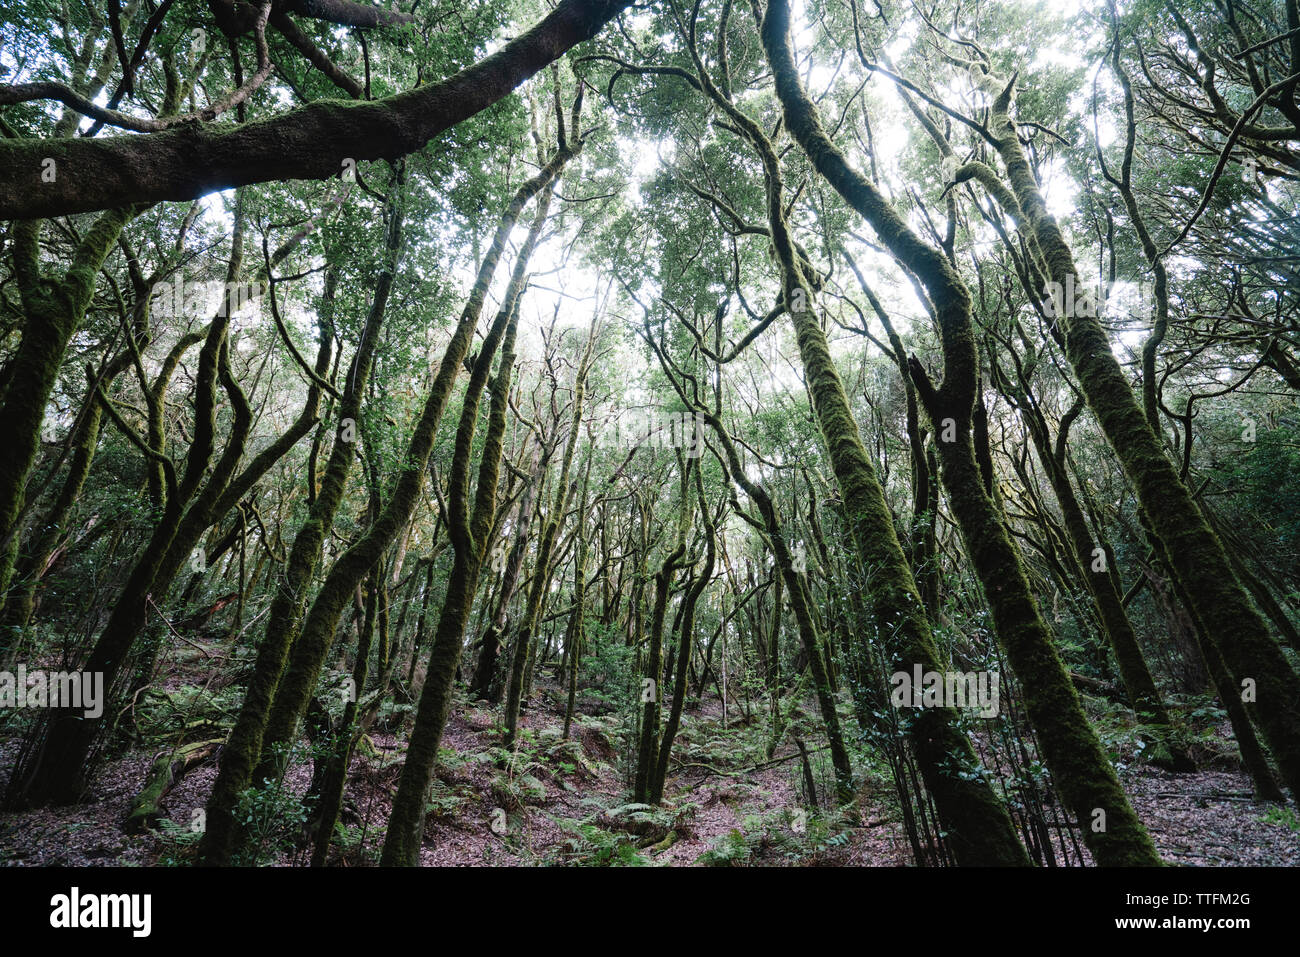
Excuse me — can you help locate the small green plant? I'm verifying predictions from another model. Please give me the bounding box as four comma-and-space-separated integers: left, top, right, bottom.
550, 821, 652, 866
696, 828, 751, 866
1259, 804, 1300, 834
231, 745, 311, 865
155, 817, 204, 866
1183, 693, 1228, 727
331, 823, 380, 864
491, 770, 547, 810
424, 782, 469, 823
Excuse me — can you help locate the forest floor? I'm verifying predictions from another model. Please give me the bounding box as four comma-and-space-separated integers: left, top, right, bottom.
1, 636, 1298, 866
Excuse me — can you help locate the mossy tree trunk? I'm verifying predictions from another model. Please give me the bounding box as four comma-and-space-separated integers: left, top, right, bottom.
250, 135, 580, 792
7, 202, 253, 809
982, 68, 1300, 802
2, 366, 107, 638
11, 182, 343, 810
727, 2, 1029, 865
380, 188, 547, 865
0, 0, 638, 220
309, 557, 383, 866
1143, 519, 1286, 803
0, 207, 137, 632
842, 251, 939, 615
761, 1, 1160, 864
992, 362, 1192, 771
199, 223, 392, 866
4, 227, 199, 639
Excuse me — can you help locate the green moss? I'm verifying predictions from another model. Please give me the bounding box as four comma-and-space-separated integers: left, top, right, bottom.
988, 73, 1300, 803
762, 0, 1159, 864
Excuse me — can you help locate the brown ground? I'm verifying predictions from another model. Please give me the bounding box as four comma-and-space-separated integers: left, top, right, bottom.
1, 670, 1297, 867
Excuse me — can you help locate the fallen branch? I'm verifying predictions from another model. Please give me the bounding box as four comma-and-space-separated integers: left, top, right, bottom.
124, 737, 225, 834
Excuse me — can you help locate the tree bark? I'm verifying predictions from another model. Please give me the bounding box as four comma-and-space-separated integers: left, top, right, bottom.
0, 0, 634, 219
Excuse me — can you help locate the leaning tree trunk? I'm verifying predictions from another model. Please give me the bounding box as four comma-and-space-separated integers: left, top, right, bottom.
199, 236, 390, 867
761, 0, 1160, 864
982, 70, 1300, 801
309, 558, 384, 866
0, 208, 136, 632
668, 6, 1027, 865
6, 204, 253, 809
2, 365, 108, 637
1143, 517, 1286, 803
996, 370, 1192, 772
380, 196, 544, 865
250, 140, 580, 795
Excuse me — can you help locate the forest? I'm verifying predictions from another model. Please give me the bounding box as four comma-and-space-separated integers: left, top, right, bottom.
0, 0, 1297, 873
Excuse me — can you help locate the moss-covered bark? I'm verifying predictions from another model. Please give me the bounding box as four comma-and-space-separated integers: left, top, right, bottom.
762, 0, 1160, 864
0, 0, 636, 219
844, 236, 936, 612
1208, 513, 1300, 655
993, 366, 1192, 771
5, 266, 170, 638
0, 208, 136, 629
308, 558, 383, 866
13, 183, 343, 809
1143, 522, 1286, 803
1194, 604, 1286, 803
121, 322, 258, 702
918, 373, 1161, 864
745, 2, 1031, 865
7, 204, 251, 808
406, 558, 438, 687
144, 331, 208, 511
2, 367, 106, 637
251, 143, 578, 792
123, 738, 223, 835
380, 193, 543, 865
984, 71, 1300, 802
199, 240, 385, 867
